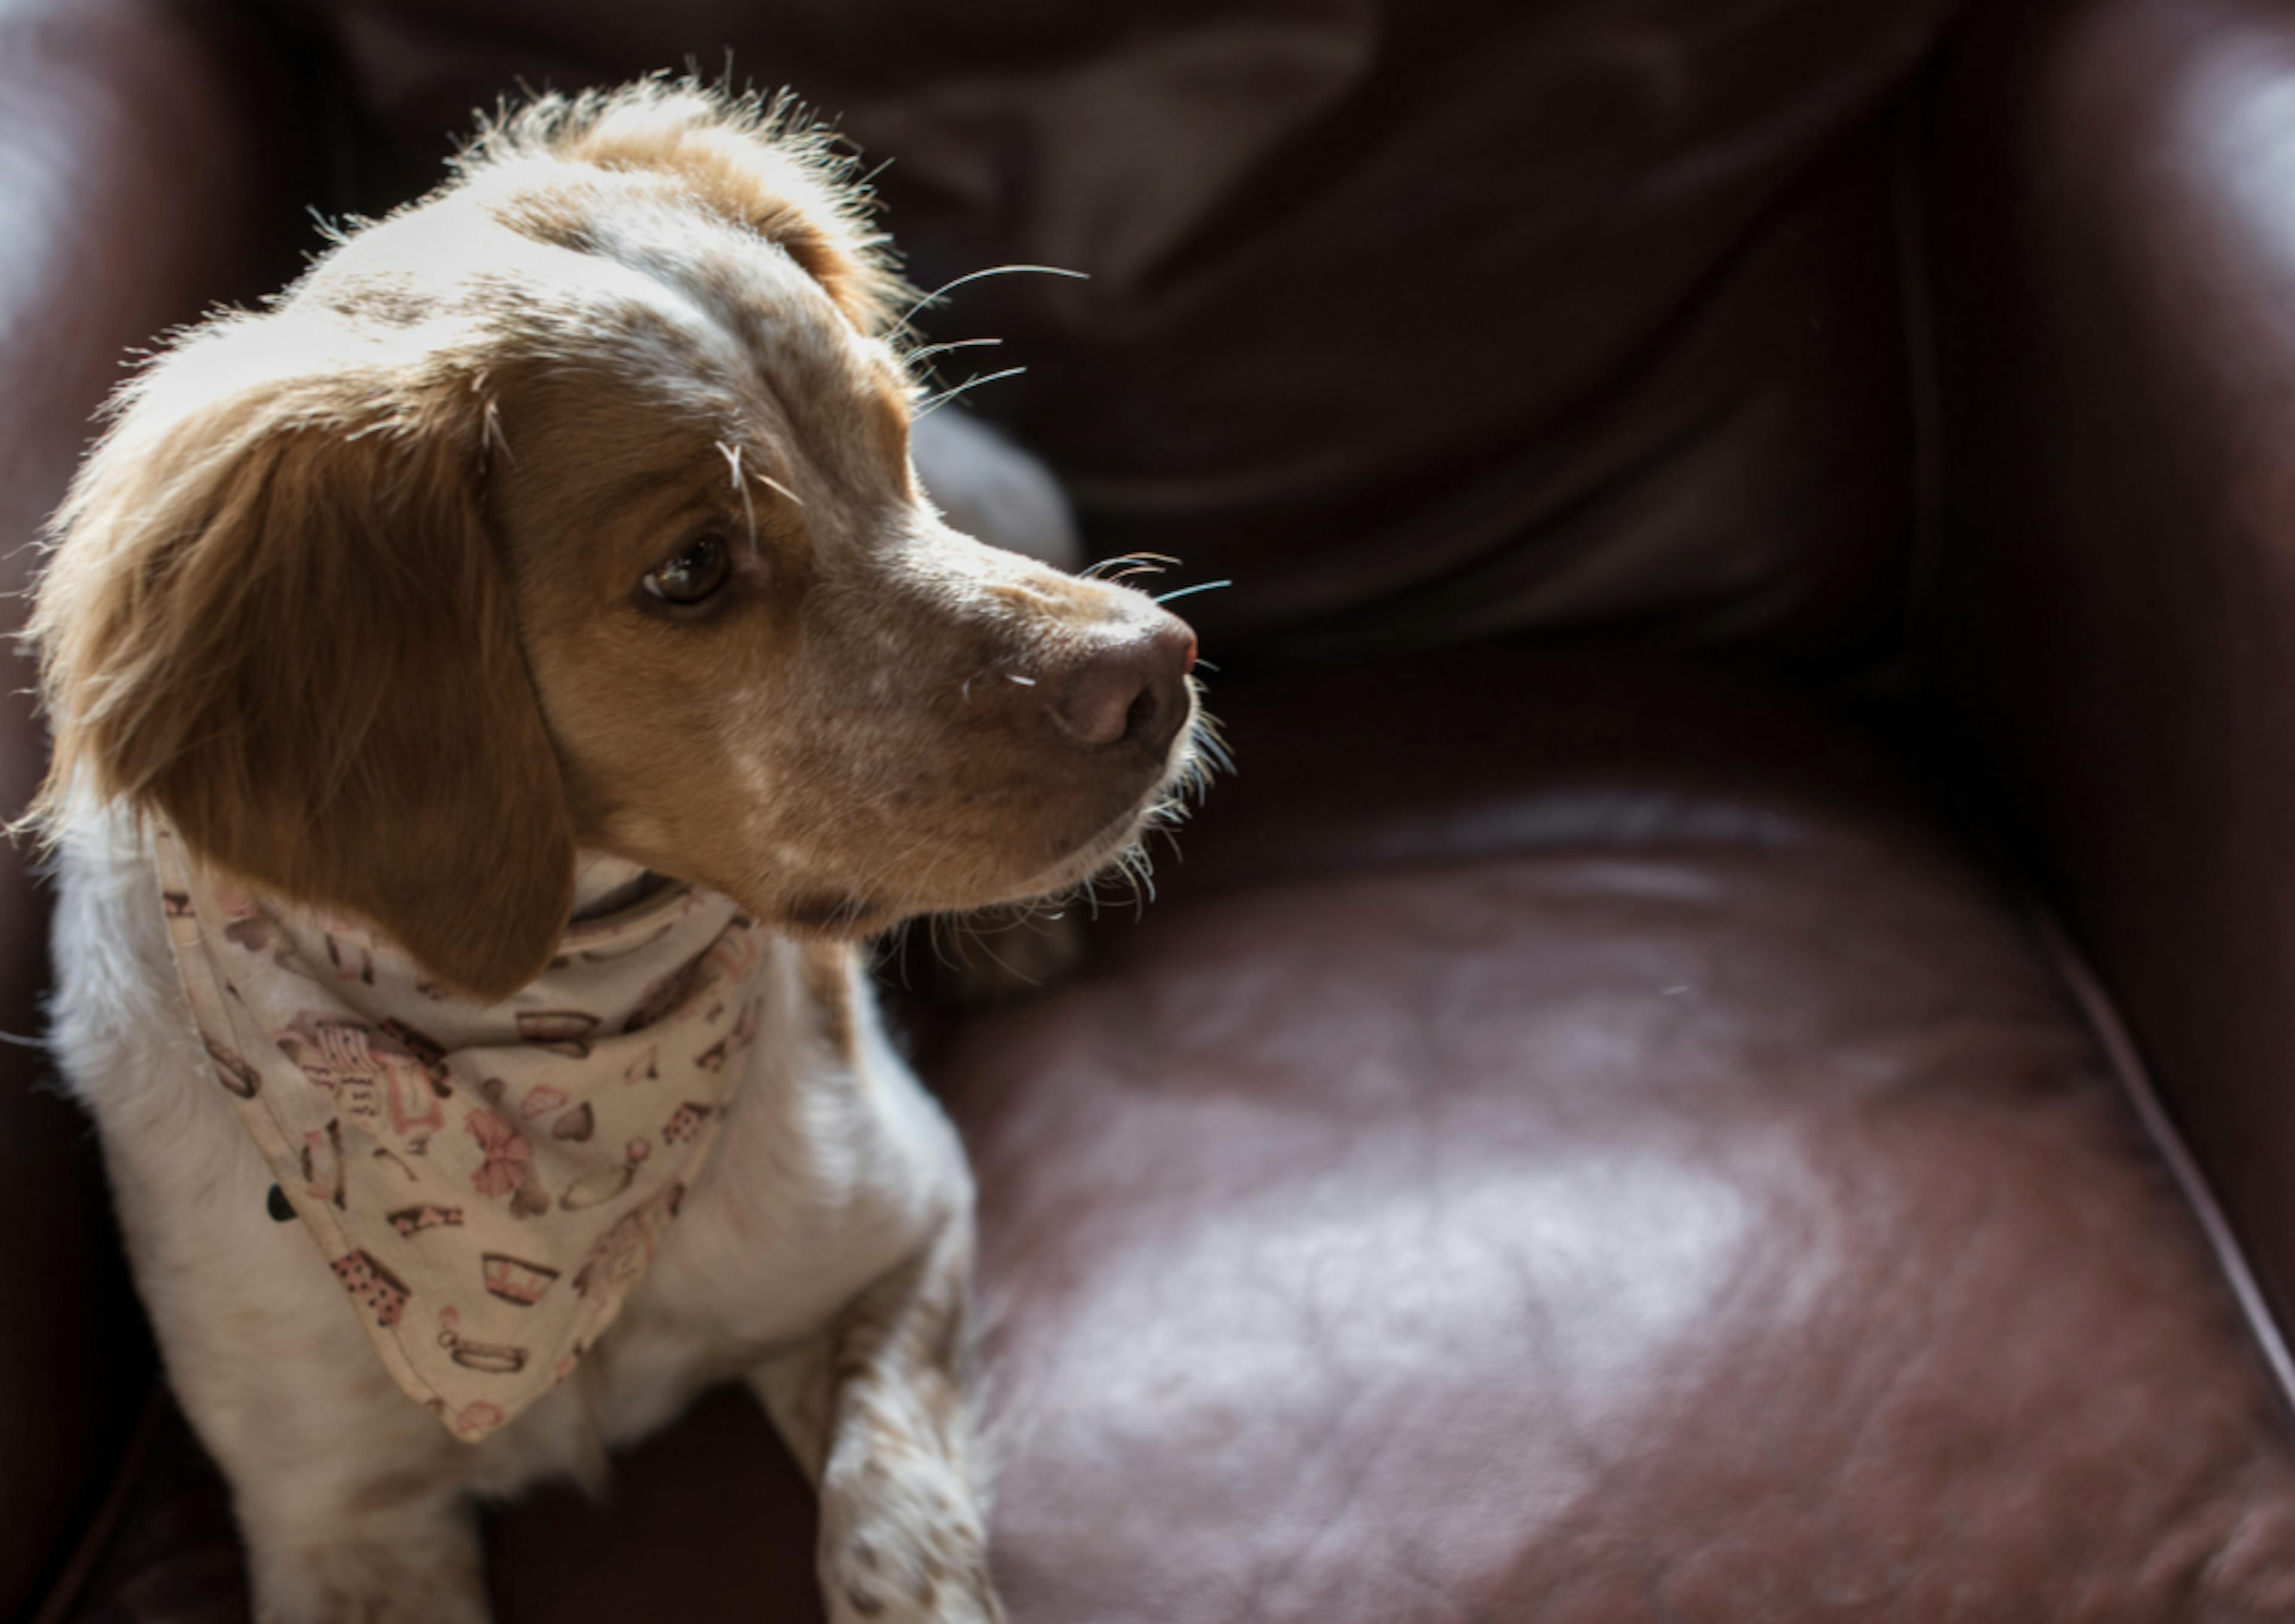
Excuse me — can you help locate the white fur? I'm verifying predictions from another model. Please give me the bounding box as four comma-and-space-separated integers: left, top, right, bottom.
50, 795, 994, 1621
51, 796, 996, 1622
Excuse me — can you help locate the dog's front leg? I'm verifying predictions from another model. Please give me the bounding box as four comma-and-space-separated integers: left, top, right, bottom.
240, 1482, 487, 1624
91, 1099, 492, 1624
751, 1221, 1003, 1624
142, 1284, 494, 1624
155, 1268, 493, 1624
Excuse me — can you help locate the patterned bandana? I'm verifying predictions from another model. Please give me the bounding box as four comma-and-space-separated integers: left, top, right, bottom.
150, 822, 769, 1442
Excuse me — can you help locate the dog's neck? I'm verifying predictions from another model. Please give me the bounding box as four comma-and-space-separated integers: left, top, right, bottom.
149, 817, 770, 1441
569, 851, 672, 924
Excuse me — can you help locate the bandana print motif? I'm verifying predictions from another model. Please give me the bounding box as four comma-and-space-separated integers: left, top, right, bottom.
150, 823, 769, 1442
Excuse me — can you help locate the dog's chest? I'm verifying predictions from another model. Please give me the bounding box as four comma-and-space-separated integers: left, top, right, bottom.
145, 833, 965, 1445
592, 949, 968, 1387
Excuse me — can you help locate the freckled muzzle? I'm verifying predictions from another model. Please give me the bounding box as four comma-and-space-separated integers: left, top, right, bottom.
813, 543, 1205, 912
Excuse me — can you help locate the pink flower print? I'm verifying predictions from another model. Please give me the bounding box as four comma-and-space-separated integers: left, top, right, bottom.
519, 1083, 570, 1120
466, 1108, 532, 1199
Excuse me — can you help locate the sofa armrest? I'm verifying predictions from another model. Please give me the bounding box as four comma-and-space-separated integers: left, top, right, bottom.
1930, 0, 2295, 1354
0, 1, 309, 1615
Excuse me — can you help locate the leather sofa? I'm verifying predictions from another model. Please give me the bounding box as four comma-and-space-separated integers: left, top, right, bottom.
11, 0, 2295, 1619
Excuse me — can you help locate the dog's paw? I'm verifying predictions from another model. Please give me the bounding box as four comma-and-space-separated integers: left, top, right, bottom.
910, 409, 1082, 572
247, 1521, 490, 1624
820, 1454, 1005, 1624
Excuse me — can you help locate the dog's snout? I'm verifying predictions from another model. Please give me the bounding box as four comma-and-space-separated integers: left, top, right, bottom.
1049, 613, 1197, 752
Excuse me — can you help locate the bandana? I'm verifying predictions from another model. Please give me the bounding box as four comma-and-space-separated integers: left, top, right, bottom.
150, 822, 769, 1442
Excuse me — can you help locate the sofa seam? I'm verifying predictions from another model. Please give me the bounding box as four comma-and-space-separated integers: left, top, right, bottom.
2023, 900, 2295, 1423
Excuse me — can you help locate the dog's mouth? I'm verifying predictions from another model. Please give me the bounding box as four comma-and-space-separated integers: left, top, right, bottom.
989, 687, 1222, 910
751, 685, 1221, 941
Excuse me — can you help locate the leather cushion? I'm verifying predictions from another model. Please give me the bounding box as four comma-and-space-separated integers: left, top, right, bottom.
932, 652, 2295, 1619
58, 652, 2295, 1620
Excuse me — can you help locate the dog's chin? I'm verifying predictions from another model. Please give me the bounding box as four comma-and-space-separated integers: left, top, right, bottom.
745, 802, 1151, 944
971, 712, 1211, 912
999, 799, 1159, 906
759, 712, 1210, 939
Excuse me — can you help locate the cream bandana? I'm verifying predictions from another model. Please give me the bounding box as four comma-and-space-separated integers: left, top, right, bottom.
151, 823, 767, 1442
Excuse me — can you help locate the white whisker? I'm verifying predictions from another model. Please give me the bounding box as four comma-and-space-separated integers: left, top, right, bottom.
1080, 551, 1181, 581
1154, 579, 1232, 605
752, 471, 803, 508
914, 366, 1028, 419
901, 264, 1088, 324
718, 442, 758, 551
907, 337, 1003, 368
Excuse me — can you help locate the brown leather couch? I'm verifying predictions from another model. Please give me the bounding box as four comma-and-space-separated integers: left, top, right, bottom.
11, 1, 2295, 1619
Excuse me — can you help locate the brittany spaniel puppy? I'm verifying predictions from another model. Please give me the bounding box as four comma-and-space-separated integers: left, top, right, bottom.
24, 81, 1204, 1624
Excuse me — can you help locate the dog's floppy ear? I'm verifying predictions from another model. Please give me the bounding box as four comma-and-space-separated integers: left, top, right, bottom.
471, 81, 911, 336
27, 318, 577, 1001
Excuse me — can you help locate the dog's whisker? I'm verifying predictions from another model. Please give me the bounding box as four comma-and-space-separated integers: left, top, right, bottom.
899, 264, 1088, 325
969, 932, 1042, 989
751, 471, 803, 508
718, 442, 759, 550
922, 912, 962, 977
1187, 703, 1237, 779
1078, 551, 1181, 582
1124, 847, 1156, 917
1003, 673, 1036, 688
885, 920, 916, 991
905, 337, 1003, 370
1153, 579, 1232, 605
913, 366, 1028, 419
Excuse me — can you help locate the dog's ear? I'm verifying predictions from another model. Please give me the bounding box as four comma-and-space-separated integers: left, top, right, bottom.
476, 82, 911, 336
27, 321, 577, 1001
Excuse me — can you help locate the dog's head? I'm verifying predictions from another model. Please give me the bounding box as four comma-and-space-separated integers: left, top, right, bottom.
27, 85, 1204, 1001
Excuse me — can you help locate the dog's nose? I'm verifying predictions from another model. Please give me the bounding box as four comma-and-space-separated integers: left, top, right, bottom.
1051, 613, 1197, 751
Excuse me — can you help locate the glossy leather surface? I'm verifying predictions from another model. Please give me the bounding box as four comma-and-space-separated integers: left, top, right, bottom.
943, 655, 2295, 1620
1933, 0, 2295, 1377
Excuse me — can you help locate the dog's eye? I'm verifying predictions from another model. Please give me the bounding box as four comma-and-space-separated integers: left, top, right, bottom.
643, 535, 732, 606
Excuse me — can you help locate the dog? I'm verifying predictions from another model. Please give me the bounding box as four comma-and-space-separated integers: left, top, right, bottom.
22, 81, 1204, 1624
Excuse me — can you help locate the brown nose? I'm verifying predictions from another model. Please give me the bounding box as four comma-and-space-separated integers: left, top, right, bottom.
1051, 614, 1198, 751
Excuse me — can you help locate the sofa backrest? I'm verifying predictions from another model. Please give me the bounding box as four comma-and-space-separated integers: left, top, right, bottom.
295, 0, 1972, 666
